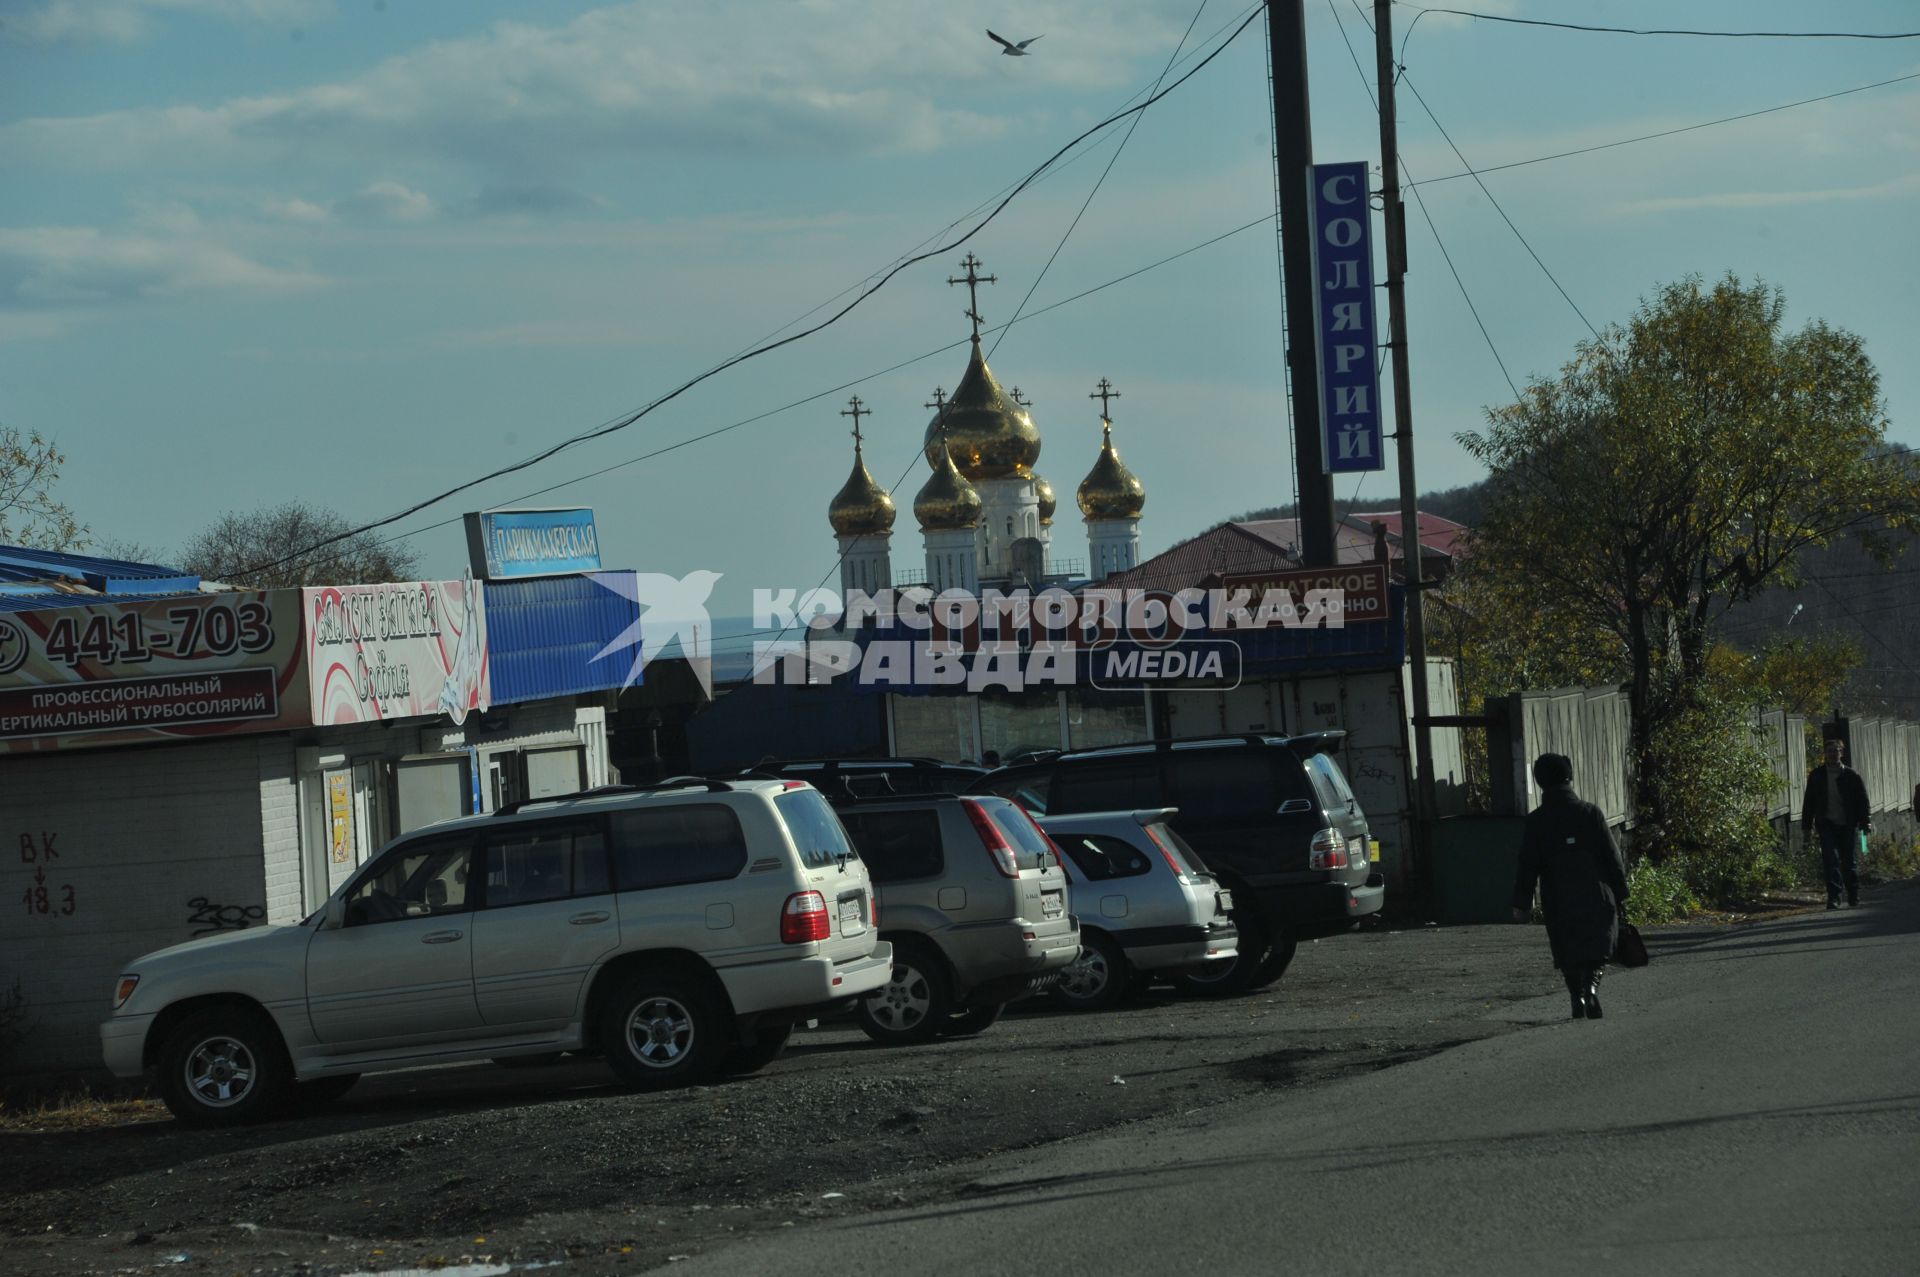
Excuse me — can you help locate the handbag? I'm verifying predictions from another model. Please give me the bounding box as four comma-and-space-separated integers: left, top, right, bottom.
1614, 921, 1649, 968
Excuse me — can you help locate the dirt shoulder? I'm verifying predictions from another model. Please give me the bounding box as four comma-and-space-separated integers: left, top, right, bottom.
0, 907, 1748, 1277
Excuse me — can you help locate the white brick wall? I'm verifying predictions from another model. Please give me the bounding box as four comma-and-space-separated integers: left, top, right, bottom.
0, 739, 269, 1074
257, 737, 304, 925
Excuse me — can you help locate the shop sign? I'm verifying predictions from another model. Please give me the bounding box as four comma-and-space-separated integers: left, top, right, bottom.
1308, 160, 1384, 474
464, 508, 601, 580
305, 579, 490, 726
1215, 563, 1391, 625
0, 592, 307, 748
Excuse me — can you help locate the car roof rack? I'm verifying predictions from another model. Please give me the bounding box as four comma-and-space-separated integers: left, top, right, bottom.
1052, 731, 1343, 761
493, 776, 735, 817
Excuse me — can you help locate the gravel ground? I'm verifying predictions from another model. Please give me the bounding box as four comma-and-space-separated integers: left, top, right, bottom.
0, 913, 1714, 1276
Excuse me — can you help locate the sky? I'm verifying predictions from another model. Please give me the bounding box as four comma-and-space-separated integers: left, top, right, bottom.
4, 0, 1918, 628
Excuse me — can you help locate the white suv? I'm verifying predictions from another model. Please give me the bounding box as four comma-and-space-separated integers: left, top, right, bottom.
101, 779, 892, 1125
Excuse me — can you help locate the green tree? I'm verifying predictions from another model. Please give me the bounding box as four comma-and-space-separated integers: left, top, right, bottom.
1459, 275, 1920, 854
180, 501, 418, 588
0, 426, 84, 550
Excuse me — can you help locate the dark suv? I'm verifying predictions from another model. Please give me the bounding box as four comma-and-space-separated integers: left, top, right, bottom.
971, 733, 1381, 995
743, 757, 988, 803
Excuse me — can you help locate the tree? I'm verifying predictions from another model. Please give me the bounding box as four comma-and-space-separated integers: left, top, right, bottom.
180, 502, 419, 588
0, 426, 84, 550
1459, 275, 1920, 853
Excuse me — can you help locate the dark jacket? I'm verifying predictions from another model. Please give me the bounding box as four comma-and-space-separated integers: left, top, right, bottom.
1512, 785, 1629, 968
1800, 764, 1871, 833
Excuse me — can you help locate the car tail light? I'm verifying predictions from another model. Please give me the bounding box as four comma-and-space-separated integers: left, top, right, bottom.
962, 799, 1019, 877
780, 890, 830, 943
112, 975, 140, 1009
1015, 807, 1071, 883
1142, 824, 1192, 884
781, 780, 810, 791
1309, 827, 1349, 870
869, 891, 879, 928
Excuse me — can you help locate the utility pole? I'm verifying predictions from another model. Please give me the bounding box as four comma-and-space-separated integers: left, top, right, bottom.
1374, 0, 1438, 887
1268, 0, 1335, 568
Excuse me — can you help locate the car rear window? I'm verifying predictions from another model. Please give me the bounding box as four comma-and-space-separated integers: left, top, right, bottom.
775, 788, 860, 868
1305, 753, 1359, 811
1147, 821, 1212, 876
985, 800, 1057, 871
1170, 749, 1311, 825
1050, 757, 1161, 813
611, 804, 748, 891
1053, 832, 1152, 881
973, 766, 1052, 814
839, 809, 943, 883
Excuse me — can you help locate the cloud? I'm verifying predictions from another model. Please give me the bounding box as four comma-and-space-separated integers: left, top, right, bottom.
464, 184, 596, 218
0, 0, 332, 44
0, 1, 1180, 173
0, 226, 324, 307
332, 180, 436, 222
262, 196, 330, 223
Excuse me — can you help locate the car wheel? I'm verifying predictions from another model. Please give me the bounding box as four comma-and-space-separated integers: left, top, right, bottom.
1167, 916, 1271, 999
287, 1074, 360, 1111
493, 1052, 567, 1069
155, 1007, 291, 1127
600, 969, 729, 1090
1052, 932, 1128, 1012
1246, 931, 1299, 991
939, 1003, 1005, 1037
855, 940, 953, 1045
718, 1023, 793, 1076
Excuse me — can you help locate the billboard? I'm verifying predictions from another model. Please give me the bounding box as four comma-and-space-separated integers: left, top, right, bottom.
1307, 161, 1385, 474
304, 579, 490, 727
1216, 563, 1391, 625
0, 591, 309, 749
464, 508, 602, 580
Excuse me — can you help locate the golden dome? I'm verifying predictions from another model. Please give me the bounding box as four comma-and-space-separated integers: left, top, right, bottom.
922, 338, 1042, 480
1033, 474, 1057, 524
827, 445, 895, 536
1077, 421, 1146, 521
914, 433, 983, 530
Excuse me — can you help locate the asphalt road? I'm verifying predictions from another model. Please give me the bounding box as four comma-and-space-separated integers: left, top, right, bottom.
670, 883, 1920, 1276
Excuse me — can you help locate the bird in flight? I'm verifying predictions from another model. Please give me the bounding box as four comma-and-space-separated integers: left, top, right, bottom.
987, 30, 1043, 56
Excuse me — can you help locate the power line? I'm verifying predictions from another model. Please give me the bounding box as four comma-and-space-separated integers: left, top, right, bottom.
239, 5, 1268, 580
284, 211, 1282, 582
987, 0, 1215, 362
1326, 0, 1520, 401
1393, 6, 1920, 41
1407, 72, 1920, 190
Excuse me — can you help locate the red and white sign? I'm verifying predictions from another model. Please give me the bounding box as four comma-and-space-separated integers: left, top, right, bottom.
1214, 563, 1392, 624
304, 579, 490, 726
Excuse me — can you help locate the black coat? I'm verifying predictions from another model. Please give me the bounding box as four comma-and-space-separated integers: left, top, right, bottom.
1799, 764, 1871, 833
1512, 785, 1629, 968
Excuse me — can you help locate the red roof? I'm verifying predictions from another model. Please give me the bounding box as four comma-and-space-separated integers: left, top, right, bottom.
1100, 510, 1465, 592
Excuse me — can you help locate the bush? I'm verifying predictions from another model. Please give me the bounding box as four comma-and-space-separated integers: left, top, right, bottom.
1865, 831, 1920, 882
1625, 855, 1697, 925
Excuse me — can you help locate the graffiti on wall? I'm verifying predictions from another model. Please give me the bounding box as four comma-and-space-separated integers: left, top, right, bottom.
185, 897, 266, 938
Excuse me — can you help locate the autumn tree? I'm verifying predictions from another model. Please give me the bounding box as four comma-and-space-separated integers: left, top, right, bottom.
1459, 275, 1920, 853
0, 426, 84, 550
180, 501, 419, 588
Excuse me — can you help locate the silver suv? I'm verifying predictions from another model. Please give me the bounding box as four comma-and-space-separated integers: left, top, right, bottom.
1038, 810, 1239, 1010
101, 779, 893, 1125
834, 794, 1079, 1043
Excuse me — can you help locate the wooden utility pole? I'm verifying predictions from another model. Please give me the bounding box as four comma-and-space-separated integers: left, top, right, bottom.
1374, 0, 1438, 881
1267, 0, 1335, 567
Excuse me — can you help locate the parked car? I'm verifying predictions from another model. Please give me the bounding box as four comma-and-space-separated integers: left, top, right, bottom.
740, 756, 987, 802
1036, 809, 1239, 1010
831, 793, 1080, 1043
972, 733, 1381, 995
102, 778, 893, 1125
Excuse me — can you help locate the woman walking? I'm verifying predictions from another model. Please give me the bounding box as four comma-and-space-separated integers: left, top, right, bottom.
1512, 753, 1631, 1019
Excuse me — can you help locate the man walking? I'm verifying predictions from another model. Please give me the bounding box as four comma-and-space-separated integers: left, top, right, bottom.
1800, 737, 1872, 909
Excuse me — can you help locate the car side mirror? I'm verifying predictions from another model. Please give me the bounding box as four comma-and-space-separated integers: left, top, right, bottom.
322, 896, 346, 930
1277, 798, 1314, 815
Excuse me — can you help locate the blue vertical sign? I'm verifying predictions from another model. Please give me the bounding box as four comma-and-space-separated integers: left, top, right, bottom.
1308, 162, 1384, 474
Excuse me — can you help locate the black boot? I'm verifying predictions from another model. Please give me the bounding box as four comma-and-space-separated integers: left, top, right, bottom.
1583, 967, 1603, 1019
1564, 967, 1587, 1020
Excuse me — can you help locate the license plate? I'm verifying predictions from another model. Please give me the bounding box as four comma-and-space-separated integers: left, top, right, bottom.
1216, 889, 1234, 913
838, 897, 865, 932
1041, 889, 1064, 918
1367, 839, 1381, 863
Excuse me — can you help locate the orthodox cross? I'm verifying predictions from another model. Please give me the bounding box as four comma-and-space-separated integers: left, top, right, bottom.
1089, 378, 1120, 420
841, 395, 869, 452
948, 253, 996, 342
1011, 386, 1032, 410
925, 387, 951, 442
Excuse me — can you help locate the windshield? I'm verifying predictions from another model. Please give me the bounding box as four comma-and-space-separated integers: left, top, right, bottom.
774, 788, 860, 868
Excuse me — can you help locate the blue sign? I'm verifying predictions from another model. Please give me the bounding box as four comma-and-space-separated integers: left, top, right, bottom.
1308, 161, 1384, 474
464, 508, 602, 580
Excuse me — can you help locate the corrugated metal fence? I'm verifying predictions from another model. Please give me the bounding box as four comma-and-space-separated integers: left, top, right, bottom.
1755, 709, 1809, 820
1847, 717, 1920, 815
